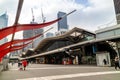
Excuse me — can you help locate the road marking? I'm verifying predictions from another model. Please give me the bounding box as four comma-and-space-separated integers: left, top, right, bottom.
16, 71, 120, 80
10, 66, 100, 71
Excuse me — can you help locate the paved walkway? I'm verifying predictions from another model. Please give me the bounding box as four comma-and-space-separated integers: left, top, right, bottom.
0, 63, 120, 80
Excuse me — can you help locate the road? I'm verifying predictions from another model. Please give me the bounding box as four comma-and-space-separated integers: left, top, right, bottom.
0, 63, 120, 80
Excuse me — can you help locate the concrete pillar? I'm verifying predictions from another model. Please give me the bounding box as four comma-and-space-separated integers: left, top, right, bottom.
81, 46, 85, 56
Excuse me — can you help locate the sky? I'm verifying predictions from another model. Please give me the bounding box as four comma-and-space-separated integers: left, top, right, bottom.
0, 0, 117, 39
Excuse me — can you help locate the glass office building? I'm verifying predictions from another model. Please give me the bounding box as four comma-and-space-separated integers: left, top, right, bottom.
57, 12, 68, 31
0, 13, 8, 45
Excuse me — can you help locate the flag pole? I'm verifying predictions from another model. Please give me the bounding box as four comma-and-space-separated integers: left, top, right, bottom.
9, 0, 24, 57
61, 9, 76, 18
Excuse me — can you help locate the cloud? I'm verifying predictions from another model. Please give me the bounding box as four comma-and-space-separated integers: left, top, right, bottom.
68, 0, 116, 31
0, 0, 117, 39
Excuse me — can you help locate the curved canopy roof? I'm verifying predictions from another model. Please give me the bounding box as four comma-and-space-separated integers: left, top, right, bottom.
34, 27, 95, 52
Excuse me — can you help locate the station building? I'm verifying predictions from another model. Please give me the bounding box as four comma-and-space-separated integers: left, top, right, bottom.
20, 26, 120, 66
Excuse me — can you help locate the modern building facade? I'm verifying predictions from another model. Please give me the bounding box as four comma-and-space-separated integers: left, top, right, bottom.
21, 27, 99, 65
0, 12, 8, 29
23, 21, 44, 52
113, 0, 120, 24
21, 27, 119, 66
0, 13, 8, 45
33, 28, 44, 48
0, 12, 8, 71
57, 12, 68, 31
23, 29, 34, 51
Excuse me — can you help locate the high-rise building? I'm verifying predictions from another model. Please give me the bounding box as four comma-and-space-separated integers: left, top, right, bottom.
57, 12, 68, 31
23, 21, 44, 52
0, 12, 8, 29
0, 12, 8, 45
46, 32, 54, 38
0, 12, 8, 60
23, 29, 34, 51
113, 0, 120, 24
33, 28, 44, 48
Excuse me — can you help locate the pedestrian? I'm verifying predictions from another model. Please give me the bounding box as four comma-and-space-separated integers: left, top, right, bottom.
18, 61, 21, 67
114, 56, 120, 70
22, 60, 28, 70
103, 59, 107, 65
19, 61, 23, 70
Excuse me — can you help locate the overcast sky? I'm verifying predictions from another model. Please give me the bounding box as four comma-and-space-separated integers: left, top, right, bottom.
0, 0, 117, 39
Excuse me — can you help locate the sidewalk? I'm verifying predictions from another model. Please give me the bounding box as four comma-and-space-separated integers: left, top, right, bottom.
0, 63, 29, 80
0, 63, 119, 80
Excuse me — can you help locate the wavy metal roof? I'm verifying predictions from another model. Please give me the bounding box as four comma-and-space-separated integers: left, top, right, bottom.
34, 27, 95, 52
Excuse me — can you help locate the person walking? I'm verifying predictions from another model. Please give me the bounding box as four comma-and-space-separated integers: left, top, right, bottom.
18, 61, 21, 67
103, 59, 107, 66
114, 56, 120, 70
22, 60, 28, 70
